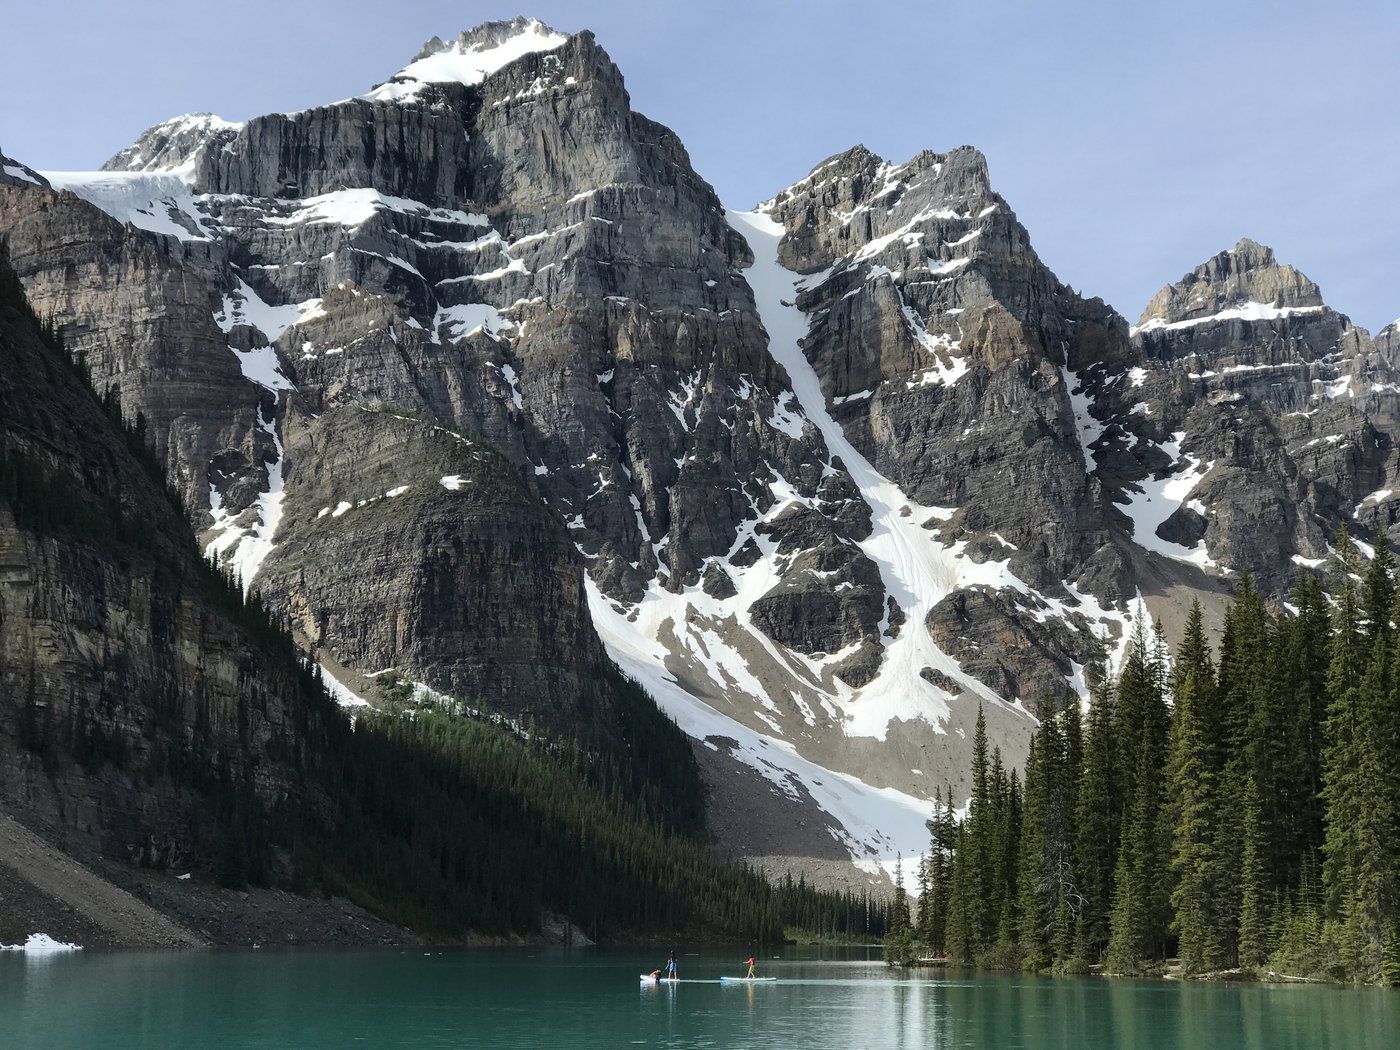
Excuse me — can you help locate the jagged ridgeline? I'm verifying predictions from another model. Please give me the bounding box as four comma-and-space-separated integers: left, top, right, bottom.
895, 558, 1400, 985
0, 253, 882, 941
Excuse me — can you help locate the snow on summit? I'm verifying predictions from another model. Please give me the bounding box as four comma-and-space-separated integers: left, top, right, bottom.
363, 17, 570, 102
103, 112, 244, 173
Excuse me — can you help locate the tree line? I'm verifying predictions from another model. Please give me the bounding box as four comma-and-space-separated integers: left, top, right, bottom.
890, 532, 1400, 983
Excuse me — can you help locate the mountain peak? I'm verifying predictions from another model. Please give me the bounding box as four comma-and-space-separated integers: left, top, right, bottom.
364, 17, 571, 103
1135, 239, 1326, 332
102, 112, 244, 173
1230, 236, 1271, 257
769, 142, 990, 212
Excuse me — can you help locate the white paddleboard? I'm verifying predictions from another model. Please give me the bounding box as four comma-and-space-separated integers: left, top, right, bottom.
719, 976, 776, 983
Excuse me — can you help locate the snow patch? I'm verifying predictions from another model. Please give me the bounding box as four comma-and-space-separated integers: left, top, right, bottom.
1354, 487, 1393, 517
262, 188, 488, 231
41, 167, 213, 241
216, 279, 325, 345
435, 303, 511, 343
587, 578, 938, 872
767, 391, 807, 439
1062, 367, 1106, 472
205, 400, 287, 593
364, 20, 569, 102
2, 163, 41, 185
1116, 432, 1217, 570
320, 665, 369, 709
727, 207, 1013, 739
501, 363, 524, 410
1132, 301, 1325, 336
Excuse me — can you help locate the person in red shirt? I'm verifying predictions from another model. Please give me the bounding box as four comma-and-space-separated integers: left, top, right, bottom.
745, 954, 757, 979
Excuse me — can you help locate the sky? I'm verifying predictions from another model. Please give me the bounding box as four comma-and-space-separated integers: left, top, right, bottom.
3, 0, 1397, 329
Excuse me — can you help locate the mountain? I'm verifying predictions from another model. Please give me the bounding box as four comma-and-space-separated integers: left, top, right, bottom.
1128, 238, 1394, 586
2, 17, 1395, 888
0, 251, 875, 947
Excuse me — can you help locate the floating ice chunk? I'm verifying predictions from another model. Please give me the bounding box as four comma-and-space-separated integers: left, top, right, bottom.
0, 934, 81, 954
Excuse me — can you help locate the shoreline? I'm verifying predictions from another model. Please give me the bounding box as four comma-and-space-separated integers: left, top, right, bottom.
895, 956, 1376, 989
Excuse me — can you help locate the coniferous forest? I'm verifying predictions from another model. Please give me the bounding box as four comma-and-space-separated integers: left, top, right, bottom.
890, 536, 1400, 984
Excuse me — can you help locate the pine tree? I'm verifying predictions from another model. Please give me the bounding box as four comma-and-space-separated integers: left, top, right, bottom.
1169, 670, 1227, 974
1172, 600, 1215, 699
885, 855, 914, 965
1074, 674, 1119, 964
1015, 698, 1078, 972
945, 823, 977, 962
1113, 616, 1156, 809
1277, 574, 1331, 888
1107, 715, 1170, 973
1237, 776, 1273, 969
1212, 572, 1270, 962
1049, 695, 1083, 968
1017, 723, 1052, 971
921, 786, 956, 953
915, 850, 931, 945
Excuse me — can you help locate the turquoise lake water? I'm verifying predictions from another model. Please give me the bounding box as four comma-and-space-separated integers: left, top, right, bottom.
2, 945, 1395, 1048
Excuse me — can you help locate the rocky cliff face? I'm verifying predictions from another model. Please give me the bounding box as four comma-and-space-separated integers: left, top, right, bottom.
5, 17, 1396, 881
0, 23, 732, 738
757, 144, 1163, 710
1128, 239, 1393, 588
0, 256, 331, 872
0, 183, 265, 525
256, 404, 625, 734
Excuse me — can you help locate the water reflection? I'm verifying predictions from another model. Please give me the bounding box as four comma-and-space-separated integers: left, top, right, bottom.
1, 947, 1393, 1049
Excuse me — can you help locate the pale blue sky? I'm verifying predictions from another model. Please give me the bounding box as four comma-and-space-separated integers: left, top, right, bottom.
3, 0, 1396, 329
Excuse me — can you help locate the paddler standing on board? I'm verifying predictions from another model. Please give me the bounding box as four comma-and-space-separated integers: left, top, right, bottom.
745, 953, 757, 979
667, 952, 678, 982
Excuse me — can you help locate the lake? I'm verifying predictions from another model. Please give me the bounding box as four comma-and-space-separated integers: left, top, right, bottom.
2, 945, 1394, 1048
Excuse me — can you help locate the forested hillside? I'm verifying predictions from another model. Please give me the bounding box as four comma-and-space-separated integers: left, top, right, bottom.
893, 540, 1400, 983
0, 253, 882, 945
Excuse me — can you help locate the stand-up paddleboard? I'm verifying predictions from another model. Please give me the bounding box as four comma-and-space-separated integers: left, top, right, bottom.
639, 974, 683, 984
719, 976, 777, 983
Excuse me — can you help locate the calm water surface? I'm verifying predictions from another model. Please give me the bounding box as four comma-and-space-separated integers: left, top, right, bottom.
2, 945, 1395, 1048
